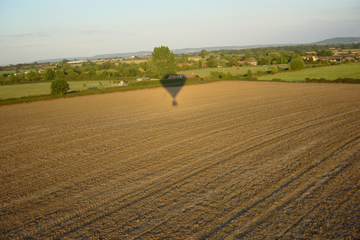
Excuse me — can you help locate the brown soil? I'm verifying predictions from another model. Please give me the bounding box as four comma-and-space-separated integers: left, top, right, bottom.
1, 81, 359, 239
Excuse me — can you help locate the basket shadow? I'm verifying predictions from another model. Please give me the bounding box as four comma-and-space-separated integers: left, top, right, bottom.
160, 76, 187, 106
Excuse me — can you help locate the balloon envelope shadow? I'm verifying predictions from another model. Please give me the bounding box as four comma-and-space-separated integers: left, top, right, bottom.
160, 77, 187, 106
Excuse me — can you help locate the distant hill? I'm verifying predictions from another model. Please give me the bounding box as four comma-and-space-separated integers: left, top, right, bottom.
36, 37, 360, 63
313, 37, 360, 44
93, 51, 152, 58
171, 45, 263, 54
93, 44, 290, 57
36, 44, 287, 63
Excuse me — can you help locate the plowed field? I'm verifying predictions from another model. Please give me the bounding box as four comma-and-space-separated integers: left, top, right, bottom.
1, 81, 359, 239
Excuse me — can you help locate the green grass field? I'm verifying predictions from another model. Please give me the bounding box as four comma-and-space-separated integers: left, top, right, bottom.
258, 62, 360, 81
0, 68, 39, 75
0, 80, 119, 99
178, 65, 288, 77
1, 63, 359, 101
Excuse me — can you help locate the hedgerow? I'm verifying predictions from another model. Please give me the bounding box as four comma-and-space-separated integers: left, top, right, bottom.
305, 77, 360, 84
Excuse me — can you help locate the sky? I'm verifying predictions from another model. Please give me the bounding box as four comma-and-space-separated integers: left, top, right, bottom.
0, 0, 360, 66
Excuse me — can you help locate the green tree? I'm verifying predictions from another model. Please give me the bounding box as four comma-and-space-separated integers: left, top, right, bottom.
220, 59, 229, 67
317, 50, 334, 56
64, 69, 79, 79
258, 57, 268, 66
61, 59, 68, 66
0, 74, 5, 84
98, 70, 110, 78
9, 74, 16, 83
289, 57, 305, 71
247, 69, 254, 78
55, 70, 66, 79
100, 62, 111, 70
88, 69, 96, 77
78, 72, 89, 79
207, 54, 217, 60
50, 78, 69, 95
270, 65, 278, 74
228, 58, 237, 67
267, 51, 280, 64
27, 71, 41, 82
138, 61, 149, 71
200, 49, 207, 58
244, 52, 252, 59
43, 68, 56, 81
207, 58, 218, 68
151, 46, 176, 78
180, 53, 189, 62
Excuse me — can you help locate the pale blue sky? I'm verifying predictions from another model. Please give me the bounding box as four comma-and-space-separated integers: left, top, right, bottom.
1, 0, 359, 65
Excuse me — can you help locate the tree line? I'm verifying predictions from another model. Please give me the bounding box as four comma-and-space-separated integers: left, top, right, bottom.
1, 43, 359, 85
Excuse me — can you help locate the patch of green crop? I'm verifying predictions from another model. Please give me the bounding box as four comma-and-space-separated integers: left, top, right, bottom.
258, 62, 360, 81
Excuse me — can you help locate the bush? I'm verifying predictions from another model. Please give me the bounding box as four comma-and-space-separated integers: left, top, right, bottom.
289, 57, 305, 71
270, 66, 278, 74
247, 69, 253, 78
210, 71, 222, 78
208, 71, 244, 80
51, 78, 69, 95
305, 77, 360, 84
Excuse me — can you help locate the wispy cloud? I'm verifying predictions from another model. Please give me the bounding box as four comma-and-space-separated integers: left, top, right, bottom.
1, 32, 51, 39
23, 43, 46, 47
6, 33, 34, 38
319, 3, 360, 16
0, 28, 135, 40
36, 32, 50, 37
80, 29, 135, 36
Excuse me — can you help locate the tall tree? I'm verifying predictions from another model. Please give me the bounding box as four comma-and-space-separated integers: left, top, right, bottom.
228, 58, 238, 66
61, 59, 68, 66
151, 46, 176, 79
207, 58, 218, 68
200, 49, 207, 58
267, 51, 280, 64
247, 69, 254, 78
180, 53, 189, 63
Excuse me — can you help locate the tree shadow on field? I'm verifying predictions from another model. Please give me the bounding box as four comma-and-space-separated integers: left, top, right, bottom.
160, 76, 187, 106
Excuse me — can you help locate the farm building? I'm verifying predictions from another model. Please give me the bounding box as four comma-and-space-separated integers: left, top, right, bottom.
136, 77, 150, 81
67, 60, 85, 64
239, 57, 258, 66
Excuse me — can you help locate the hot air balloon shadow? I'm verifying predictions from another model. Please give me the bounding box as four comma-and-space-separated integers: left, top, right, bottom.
160, 76, 187, 106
